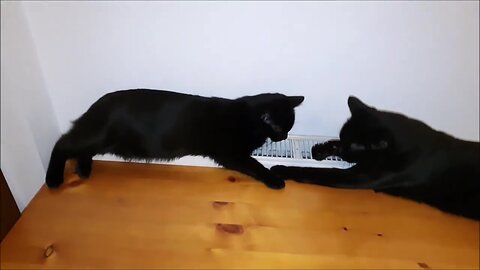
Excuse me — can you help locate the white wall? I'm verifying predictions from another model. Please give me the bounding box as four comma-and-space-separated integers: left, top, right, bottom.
21, 1, 479, 141
1, 1, 61, 211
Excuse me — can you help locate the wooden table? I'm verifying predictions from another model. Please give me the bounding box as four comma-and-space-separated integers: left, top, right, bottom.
1, 161, 479, 269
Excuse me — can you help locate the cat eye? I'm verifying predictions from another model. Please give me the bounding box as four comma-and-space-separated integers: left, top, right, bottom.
261, 113, 270, 122
261, 113, 283, 133
371, 140, 389, 150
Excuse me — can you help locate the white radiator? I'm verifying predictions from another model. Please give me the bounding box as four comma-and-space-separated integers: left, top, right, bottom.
252, 135, 352, 169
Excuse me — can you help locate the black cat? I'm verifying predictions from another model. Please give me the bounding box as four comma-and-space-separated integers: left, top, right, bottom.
46, 89, 304, 189
272, 96, 480, 220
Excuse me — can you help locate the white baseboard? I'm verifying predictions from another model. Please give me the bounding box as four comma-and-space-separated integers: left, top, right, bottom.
93, 135, 352, 169
93, 154, 220, 168
93, 154, 351, 169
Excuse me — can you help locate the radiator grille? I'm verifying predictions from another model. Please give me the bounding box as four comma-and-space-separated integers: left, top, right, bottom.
252, 135, 345, 162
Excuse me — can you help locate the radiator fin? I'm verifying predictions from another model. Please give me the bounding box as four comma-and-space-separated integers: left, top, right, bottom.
252, 136, 347, 163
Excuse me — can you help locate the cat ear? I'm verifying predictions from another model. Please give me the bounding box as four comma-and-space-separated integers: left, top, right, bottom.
288, 96, 305, 107
348, 96, 374, 114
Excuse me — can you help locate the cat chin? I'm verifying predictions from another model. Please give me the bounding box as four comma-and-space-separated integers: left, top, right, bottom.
270, 135, 288, 142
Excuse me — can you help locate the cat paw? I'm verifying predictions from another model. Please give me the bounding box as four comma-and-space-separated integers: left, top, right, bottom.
271, 165, 312, 184
270, 165, 287, 174
45, 177, 64, 188
76, 167, 91, 179
311, 143, 336, 161
264, 178, 285, 190
76, 160, 92, 179
270, 165, 293, 180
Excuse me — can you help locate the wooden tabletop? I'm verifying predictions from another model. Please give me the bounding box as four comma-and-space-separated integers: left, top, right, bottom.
1, 160, 479, 269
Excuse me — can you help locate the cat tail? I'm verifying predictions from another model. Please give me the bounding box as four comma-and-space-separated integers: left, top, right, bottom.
45, 134, 72, 188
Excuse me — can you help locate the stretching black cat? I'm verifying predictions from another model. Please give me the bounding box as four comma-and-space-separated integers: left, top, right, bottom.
46, 89, 304, 189
272, 96, 480, 220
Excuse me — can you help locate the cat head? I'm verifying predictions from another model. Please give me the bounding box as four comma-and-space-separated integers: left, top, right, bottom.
339, 96, 434, 162
240, 93, 304, 142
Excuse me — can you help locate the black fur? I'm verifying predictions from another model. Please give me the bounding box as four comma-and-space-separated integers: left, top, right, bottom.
46, 89, 304, 189
272, 96, 480, 220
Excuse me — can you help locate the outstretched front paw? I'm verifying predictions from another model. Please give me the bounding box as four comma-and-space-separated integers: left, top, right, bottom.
312, 140, 342, 161
264, 178, 286, 190
45, 176, 64, 188
271, 165, 310, 183
75, 166, 91, 179
270, 165, 291, 178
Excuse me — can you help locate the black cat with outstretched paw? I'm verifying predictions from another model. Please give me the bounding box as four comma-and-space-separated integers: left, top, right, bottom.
272, 96, 480, 220
46, 89, 304, 189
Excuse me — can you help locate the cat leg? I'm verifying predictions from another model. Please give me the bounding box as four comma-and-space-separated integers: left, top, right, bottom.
46, 131, 101, 187
76, 155, 93, 178
215, 156, 285, 189
68, 127, 106, 180
46, 135, 74, 188
270, 165, 387, 189
347, 154, 445, 190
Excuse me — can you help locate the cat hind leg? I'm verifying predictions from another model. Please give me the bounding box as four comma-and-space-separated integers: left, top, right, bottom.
45, 135, 73, 188
76, 155, 93, 178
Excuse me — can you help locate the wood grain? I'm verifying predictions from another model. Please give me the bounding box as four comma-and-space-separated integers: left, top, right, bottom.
1, 160, 478, 269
